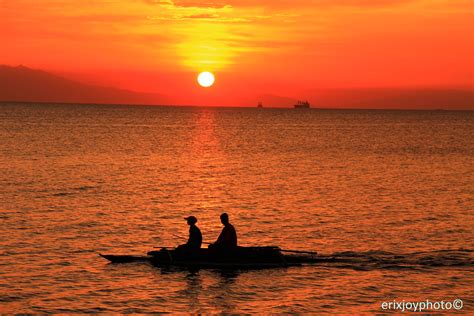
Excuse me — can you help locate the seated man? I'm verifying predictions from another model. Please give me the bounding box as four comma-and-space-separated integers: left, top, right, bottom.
177, 215, 202, 252
209, 213, 238, 252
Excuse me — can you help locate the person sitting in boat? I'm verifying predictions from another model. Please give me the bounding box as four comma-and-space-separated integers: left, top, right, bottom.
176, 215, 202, 252
209, 213, 238, 251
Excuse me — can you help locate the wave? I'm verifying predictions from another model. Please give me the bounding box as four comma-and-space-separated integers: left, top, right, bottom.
291, 249, 474, 270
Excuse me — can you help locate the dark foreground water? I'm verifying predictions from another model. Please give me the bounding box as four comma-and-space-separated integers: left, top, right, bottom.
0, 103, 473, 313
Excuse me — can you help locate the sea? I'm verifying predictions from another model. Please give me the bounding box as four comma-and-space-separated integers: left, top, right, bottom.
0, 102, 473, 314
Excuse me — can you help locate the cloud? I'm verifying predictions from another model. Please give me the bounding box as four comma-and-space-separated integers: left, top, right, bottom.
144, 0, 230, 8
144, 0, 415, 9
147, 13, 251, 22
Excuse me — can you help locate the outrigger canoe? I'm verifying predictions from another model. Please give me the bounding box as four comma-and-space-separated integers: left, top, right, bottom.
100, 246, 320, 269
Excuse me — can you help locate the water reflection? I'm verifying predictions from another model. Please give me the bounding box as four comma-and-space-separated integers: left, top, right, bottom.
183, 271, 203, 313
160, 267, 242, 314
186, 109, 229, 233
208, 269, 240, 314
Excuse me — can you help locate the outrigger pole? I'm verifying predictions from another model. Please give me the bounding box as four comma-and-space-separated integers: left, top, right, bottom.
173, 234, 212, 245
280, 249, 318, 255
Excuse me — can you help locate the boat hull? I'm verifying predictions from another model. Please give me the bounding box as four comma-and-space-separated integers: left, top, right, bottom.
100, 247, 306, 269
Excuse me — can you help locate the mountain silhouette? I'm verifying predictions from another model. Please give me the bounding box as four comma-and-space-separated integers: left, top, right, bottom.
305, 87, 474, 110
0, 65, 169, 105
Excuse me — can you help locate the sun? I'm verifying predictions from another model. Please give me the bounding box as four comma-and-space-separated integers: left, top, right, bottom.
197, 71, 215, 87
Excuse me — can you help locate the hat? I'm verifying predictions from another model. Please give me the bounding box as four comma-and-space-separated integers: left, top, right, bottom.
184, 216, 197, 224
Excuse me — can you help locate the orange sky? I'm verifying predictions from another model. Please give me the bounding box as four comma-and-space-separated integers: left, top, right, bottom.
1, 0, 473, 106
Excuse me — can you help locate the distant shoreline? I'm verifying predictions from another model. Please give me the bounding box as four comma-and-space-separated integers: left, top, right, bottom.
1, 100, 472, 112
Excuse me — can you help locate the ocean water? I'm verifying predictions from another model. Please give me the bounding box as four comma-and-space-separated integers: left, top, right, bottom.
0, 103, 473, 314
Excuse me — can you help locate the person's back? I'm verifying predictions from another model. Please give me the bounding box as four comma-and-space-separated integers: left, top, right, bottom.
210, 213, 238, 251
216, 222, 237, 248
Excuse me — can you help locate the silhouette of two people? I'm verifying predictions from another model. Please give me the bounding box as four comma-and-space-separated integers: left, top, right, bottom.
178, 213, 238, 254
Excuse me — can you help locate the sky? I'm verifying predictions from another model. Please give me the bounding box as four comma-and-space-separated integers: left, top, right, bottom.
1, 0, 473, 106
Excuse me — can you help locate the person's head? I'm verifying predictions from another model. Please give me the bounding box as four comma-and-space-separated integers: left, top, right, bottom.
220, 213, 229, 225
184, 216, 197, 225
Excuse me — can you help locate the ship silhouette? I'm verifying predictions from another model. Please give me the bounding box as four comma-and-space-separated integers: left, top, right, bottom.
294, 100, 310, 108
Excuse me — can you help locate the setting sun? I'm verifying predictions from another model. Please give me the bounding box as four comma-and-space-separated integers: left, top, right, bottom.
197, 72, 215, 88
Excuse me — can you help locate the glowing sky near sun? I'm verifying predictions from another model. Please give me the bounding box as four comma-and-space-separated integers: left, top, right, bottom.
1, 0, 473, 106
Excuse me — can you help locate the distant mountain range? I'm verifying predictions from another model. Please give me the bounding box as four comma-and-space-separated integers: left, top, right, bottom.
0, 65, 169, 105
1, 65, 472, 109
305, 87, 474, 110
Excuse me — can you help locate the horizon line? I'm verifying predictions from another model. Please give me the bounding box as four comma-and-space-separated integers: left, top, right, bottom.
1, 100, 472, 112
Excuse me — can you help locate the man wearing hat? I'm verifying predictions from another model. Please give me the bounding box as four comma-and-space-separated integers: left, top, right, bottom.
177, 215, 202, 251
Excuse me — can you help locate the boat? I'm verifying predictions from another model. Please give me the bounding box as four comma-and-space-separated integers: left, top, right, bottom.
100, 246, 321, 269
257, 102, 263, 108
294, 100, 310, 109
